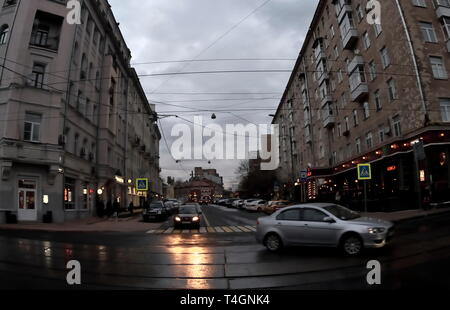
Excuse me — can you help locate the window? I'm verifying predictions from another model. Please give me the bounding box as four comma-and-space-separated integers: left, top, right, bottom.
24, 113, 41, 142
374, 23, 383, 36
363, 102, 370, 119
344, 116, 350, 131
31, 63, 45, 88
436, 0, 450, 6
353, 109, 359, 126
369, 61, 377, 80
74, 133, 79, 155
393, 116, 402, 137
430, 56, 448, 79
366, 132, 373, 149
379, 127, 385, 143
338, 123, 342, 136
356, 5, 365, 23
301, 208, 328, 222
380, 47, 390, 68
31, 24, 49, 47
338, 68, 343, 82
64, 178, 76, 210
276, 209, 301, 221
334, 46, 339, 59
442, 17, 450, 40
0, 25, 9, 44
363, 31, 371, 49
440, 98, 450, 122
331, 25, 335, 37
374, 90, 382, 111
387, 79, 397, 101
420, 22, 437, 43
356, 138, 362, 154
412, 0, 427, 7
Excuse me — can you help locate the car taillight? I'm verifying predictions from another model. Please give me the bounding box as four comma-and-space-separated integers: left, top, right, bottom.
256, 220, 259, 225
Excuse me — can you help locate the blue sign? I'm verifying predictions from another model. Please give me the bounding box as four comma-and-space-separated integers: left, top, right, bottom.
136, 178, 149, 191
357, 164, 372, 180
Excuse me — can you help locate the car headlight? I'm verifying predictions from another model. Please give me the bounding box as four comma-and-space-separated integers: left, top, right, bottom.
192, 216, 199, 222
175, 216, 181, 222
368, 227, 386, 234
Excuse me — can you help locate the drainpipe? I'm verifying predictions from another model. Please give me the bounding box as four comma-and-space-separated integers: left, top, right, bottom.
394, 0, 427, 118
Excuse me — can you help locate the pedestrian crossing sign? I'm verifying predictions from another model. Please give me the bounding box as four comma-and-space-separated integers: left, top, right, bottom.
357, 164, 372, 180
136, 178, 148, 191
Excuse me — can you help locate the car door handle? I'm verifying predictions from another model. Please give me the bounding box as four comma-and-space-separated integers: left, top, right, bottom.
276, 222, 282, 226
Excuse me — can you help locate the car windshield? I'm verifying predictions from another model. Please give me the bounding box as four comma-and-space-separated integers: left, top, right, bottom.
323, 205, 360, 220
149, 203, 163, 209
178, 206, 198, 214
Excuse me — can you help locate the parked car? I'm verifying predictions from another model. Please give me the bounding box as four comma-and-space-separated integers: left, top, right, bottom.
232, 199, 245, 209
243, 199, 258, 209
142, 201, 170, 222
226, 198, 240, 208
245, 200, 267, 212
174, 204, 202, 229
256, 203, 395, 255
263, 200, 289, 215
164, 199, 180, 214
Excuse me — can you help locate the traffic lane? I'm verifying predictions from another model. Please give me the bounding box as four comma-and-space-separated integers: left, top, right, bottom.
201, 204, 263, 227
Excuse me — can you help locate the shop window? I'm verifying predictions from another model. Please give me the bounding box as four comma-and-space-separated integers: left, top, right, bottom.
64, 178, 76, 210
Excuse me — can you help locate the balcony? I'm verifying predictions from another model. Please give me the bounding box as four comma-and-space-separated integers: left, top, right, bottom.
350, 83, 369, 102
323, 115, 336, 129
347, 56, 365, 75
317, 70, 329, 86
337, 4, 353, 23
314, 50, 326, 66
320, 95, 333, 108
342, 28, 358, 50
436, 5, 450, 19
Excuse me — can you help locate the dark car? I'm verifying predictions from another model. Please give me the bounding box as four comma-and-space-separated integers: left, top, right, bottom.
142, 201, 169, 222
174, 204, 202, 229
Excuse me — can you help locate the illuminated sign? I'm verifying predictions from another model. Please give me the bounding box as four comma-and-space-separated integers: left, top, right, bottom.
387, 165, 397, 172
115, 176, 125, 184
419, 170, 426, 182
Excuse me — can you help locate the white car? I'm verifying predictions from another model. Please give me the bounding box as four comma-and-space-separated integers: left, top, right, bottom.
245, 200, 267, 212
232, 199, 244, 208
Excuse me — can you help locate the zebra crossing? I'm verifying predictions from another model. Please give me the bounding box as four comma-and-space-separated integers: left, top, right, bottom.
146, 225, 257, 235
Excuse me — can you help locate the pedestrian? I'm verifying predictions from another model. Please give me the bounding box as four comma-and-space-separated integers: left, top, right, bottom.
113, 199, 120, 217
128, 201, 134, 215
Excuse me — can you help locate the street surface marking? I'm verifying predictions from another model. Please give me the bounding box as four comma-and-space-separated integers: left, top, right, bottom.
146, 226, 256, 235
230, 226, 243, 233
164, 228, 174, 234
245, 225, 257, 232
221, 226, 234, 233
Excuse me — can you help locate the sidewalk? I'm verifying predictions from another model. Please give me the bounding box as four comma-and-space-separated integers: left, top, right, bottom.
0, 214, 163, 233
361, 206, 450, 223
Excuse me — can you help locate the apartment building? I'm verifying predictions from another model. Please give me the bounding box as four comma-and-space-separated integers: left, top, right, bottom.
0, 0, 161, 223
273, 0, 450, 210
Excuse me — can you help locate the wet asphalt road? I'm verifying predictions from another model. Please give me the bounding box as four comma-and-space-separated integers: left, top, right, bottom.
0, 205, 450, 289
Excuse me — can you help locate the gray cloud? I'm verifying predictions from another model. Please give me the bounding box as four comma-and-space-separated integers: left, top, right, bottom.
109, 0, 319, 187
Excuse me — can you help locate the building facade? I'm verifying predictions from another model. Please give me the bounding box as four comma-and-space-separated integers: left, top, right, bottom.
273, 0, 450, 211
0, 0, 161, 223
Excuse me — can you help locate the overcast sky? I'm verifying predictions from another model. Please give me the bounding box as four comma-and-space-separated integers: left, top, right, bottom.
108, 0, 319, 188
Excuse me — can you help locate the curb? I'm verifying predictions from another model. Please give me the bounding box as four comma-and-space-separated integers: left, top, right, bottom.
390, 208, 450, 224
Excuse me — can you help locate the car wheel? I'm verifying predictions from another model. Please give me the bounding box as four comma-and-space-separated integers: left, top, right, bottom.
264, 233, 283, 252
341, 234, 363, 256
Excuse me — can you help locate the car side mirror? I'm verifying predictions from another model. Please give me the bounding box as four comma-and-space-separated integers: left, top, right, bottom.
323, 216, 335, 223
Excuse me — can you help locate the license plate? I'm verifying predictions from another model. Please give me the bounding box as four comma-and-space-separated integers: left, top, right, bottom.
182, 221, 191, 225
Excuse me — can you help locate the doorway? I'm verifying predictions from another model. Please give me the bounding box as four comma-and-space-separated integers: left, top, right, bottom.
18, 179, 38, 221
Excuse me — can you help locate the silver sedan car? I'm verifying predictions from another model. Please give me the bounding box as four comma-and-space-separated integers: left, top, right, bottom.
256, 203, 394, 255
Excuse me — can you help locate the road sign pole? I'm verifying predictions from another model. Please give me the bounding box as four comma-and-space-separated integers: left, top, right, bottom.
364, 180, 368, 213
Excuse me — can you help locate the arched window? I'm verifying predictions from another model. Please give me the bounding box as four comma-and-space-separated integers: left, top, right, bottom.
0, 25, 9, 45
